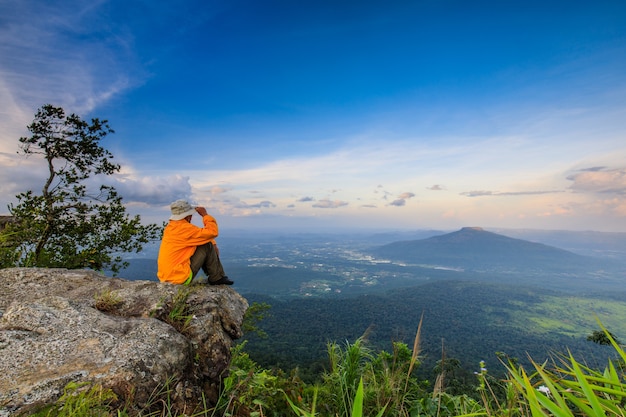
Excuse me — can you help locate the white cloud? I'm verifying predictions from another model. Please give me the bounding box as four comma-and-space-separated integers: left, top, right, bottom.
104, 174, 193, 206
312, 199, 349, 209
460, 190, 562, 197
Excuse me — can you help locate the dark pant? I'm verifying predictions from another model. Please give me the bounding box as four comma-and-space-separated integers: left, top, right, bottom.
189, 242, 226, 283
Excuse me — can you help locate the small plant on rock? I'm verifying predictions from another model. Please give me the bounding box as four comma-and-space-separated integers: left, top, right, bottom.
27, 381, 118, 417
164, 286, 193, 333
94, 289, 123, 313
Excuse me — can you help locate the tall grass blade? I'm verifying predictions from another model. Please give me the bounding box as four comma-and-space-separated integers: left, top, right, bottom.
284, 386, 317, 417
352, 378, 364, 417
404, 312, 423, 393
507, 363, 571, 417
568, 353, 606, 416
530, 360, 573, 415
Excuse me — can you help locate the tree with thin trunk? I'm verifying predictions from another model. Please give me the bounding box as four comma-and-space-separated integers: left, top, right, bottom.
0, 104, 161, 274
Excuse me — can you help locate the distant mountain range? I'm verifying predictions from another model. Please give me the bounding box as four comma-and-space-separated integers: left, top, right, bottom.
373, 227, 624, 274
115, 227, 626, 296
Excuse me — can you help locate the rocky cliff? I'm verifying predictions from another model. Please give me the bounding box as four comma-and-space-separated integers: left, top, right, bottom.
0, 268, 249, 415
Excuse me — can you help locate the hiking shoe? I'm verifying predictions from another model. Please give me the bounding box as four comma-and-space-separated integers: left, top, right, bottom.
211, 276, 234, 285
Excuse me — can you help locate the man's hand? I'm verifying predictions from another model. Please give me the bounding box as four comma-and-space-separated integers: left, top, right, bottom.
195, 206, 208, 217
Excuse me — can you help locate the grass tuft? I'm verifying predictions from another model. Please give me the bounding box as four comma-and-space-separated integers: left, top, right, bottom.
94, 289, 123, 313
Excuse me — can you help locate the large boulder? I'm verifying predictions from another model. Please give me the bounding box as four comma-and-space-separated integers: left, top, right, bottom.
0, 268, 248, 415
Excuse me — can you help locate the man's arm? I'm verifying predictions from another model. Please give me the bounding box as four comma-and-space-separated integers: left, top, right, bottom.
195, 206, 219, 253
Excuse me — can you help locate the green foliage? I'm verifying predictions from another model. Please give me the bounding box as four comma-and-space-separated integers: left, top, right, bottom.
506, 324, 626, 417
0, 104, 161, 274
165, 287, 195, 334
360, 341, 424, 416
213, 343, 307, 417
411, 392, 485, 417
26, 381, 118, 417
241, 301, 272, 338
320, 337, 373, 416
313, 327, 432, 417
286, 378, 388, 417
587, 329, 621, 346
149, 286, 196, 335
285, 385, 319, 417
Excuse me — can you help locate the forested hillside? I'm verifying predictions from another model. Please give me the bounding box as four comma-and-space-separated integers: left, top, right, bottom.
240, 280, 624, 382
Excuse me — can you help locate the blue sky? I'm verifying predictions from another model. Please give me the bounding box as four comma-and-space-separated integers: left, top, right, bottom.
1, 0, 625, 232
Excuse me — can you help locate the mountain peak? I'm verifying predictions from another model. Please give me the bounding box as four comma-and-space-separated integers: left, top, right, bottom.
376, 227, 594, 272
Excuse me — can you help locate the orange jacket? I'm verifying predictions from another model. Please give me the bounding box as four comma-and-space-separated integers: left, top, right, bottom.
157, 214, 219, 284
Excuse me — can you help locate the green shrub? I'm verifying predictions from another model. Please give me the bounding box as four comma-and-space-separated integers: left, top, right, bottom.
213, 343, 307, 417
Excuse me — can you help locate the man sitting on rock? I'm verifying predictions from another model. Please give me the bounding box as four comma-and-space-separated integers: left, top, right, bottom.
157, 200, 233, 285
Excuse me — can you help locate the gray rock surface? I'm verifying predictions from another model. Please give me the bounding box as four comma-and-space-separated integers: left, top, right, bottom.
0, 268, 248, 415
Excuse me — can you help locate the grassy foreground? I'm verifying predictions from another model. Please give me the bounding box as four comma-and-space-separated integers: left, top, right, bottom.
23, 319, 626, 417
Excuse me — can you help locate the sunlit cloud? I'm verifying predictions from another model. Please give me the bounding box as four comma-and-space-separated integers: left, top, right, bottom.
567, 167, 626, 194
